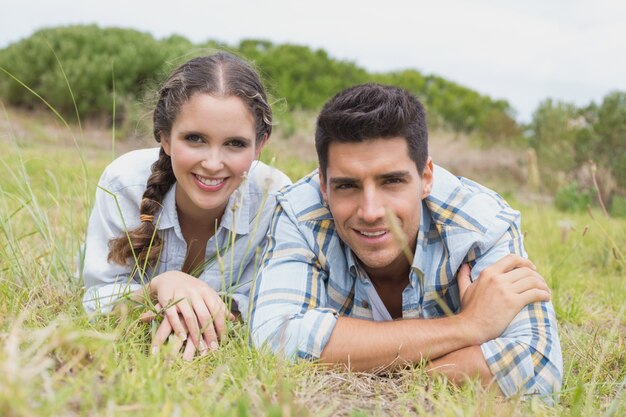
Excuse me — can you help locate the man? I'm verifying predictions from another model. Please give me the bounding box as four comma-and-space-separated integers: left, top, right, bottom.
249, 84, 562, 398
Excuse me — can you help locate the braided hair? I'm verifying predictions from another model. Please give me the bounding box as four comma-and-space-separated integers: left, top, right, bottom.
108, 52, 273, 268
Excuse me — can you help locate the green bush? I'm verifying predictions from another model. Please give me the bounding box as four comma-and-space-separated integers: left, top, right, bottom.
529, 92, 626, 195
0, 25, 192, 120
238, 40, 370, 110
0, 25, 522, 139
610, 195, 626, 218
529, 99, 580, 174
554, 183, 593, 212
576, 92, 626, 188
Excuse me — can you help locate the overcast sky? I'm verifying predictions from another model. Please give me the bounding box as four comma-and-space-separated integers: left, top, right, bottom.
1, 0, 624, 122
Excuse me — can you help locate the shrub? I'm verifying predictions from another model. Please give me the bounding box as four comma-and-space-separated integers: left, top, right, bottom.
0, 25, 191, 120
554, 183, 593, 212
1, 25, 522, 139
610, 195, 626, 218
576, 92, 626, 189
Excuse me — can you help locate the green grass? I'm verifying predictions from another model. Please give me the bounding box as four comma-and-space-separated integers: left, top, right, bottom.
1, 107, 625, 417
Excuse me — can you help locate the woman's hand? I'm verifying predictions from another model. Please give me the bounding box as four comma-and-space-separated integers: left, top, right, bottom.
141, 304, 201, 360
139, 271, 235, 354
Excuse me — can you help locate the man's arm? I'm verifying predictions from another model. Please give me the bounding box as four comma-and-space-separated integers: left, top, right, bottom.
427, 346, 496, 387
427, 211, 563, 398
250, 205, 550, 373
319, 259, 550, 371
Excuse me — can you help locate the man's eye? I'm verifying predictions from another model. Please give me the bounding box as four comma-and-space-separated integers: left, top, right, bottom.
384, 178, 403, 185
335, 183, 356, 190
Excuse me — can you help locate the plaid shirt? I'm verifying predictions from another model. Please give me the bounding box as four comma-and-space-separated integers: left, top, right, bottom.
250, 165, 562, 398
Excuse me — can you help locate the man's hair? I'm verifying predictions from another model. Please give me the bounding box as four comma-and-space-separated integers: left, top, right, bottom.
315, 83, 428, 177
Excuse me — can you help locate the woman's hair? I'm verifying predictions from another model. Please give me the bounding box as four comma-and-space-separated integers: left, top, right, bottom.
108, 52, 273, 268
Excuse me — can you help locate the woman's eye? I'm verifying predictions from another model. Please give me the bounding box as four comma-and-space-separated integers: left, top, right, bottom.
227, 139, 247, 148
185, 134, 203, 143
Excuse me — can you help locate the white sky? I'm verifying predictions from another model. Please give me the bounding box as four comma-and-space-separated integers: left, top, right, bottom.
1, 0, 624, 122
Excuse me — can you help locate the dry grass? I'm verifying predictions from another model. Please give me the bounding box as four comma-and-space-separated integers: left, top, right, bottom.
0, 104, 625, 416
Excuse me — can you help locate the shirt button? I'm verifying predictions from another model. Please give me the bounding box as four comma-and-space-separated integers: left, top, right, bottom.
361, 300, 370, 309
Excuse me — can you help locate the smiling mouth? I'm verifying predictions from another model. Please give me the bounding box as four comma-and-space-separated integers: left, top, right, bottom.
194, 174, 226, 186
357, 230, 387, 237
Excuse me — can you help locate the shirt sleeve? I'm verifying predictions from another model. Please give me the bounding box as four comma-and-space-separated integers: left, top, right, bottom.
81, 181, 143, 315
471, 220, 563, 399
249, 204, 338, 359
232, 166, 293, 320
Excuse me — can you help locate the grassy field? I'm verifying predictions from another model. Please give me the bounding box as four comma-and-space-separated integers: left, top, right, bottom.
0, 105, 625, 417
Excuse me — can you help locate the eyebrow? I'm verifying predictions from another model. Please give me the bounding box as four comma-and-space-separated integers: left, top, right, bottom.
328, 171, 411, 185
329, 177, 358, 186
377, 171, 411, 181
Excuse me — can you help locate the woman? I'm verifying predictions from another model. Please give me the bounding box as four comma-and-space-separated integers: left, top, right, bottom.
82, 52, 291, 359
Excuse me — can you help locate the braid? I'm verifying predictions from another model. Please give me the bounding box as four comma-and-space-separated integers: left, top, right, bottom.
108, 148, 176, 267
107, 52, 271, 268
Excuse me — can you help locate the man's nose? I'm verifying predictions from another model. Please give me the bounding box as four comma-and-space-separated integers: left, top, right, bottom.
357, 187, 385, 223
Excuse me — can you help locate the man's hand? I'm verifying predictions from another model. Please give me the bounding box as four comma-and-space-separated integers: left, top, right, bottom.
456, 254, 551, 345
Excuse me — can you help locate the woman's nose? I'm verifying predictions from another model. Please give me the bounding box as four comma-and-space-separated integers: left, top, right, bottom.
201, 149, 225, 172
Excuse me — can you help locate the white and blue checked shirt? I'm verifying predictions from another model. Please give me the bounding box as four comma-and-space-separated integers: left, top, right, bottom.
250, 165, 562, 398
82, 148, 291, 316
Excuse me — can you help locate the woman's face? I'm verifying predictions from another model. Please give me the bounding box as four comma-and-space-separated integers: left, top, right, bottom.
161, 93, 265, 221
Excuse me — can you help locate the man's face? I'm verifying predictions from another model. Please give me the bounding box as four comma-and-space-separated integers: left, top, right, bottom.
320, 137, 433, 278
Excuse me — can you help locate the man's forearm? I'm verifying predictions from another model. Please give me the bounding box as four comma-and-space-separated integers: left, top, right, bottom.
427, 345, 502, 393
319, 316, 479, 371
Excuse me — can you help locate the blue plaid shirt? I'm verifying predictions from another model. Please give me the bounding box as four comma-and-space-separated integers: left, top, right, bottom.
250, 165, 562, 398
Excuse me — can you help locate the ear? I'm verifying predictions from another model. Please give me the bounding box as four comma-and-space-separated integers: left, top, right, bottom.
160, 133, 172, 156
420, 157, 434, 199
254, 133, 269, 159
319, 168, 329, 205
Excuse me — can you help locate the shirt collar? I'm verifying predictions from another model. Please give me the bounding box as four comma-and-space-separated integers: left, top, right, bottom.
156, 184, 177, 231
410, 201, 432, 281
154, 177, 252, 236
343, 241, 363, 280
218, 176, 251, 235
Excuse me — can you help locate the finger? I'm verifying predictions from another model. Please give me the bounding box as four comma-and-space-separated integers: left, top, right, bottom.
204, 292, 228, 342
518, 288, 551, 307
182, 338, 197, 361
152, 317, 173, 354
168, 332, 185, 354
200, 311, 219, 351
178, 299, 201, 347
511, 275, 551, 295
139, 310, 156, 323
483, 254, 535, 277
457, 264, 472, 299
189, 297, 213, 352
164, 304, 188, 343
140, 302, 163, 323
499, 267, 541, 284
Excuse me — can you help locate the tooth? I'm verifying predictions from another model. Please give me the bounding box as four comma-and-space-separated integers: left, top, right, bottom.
196, 175, 224, 186
360, 231, 385, 237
